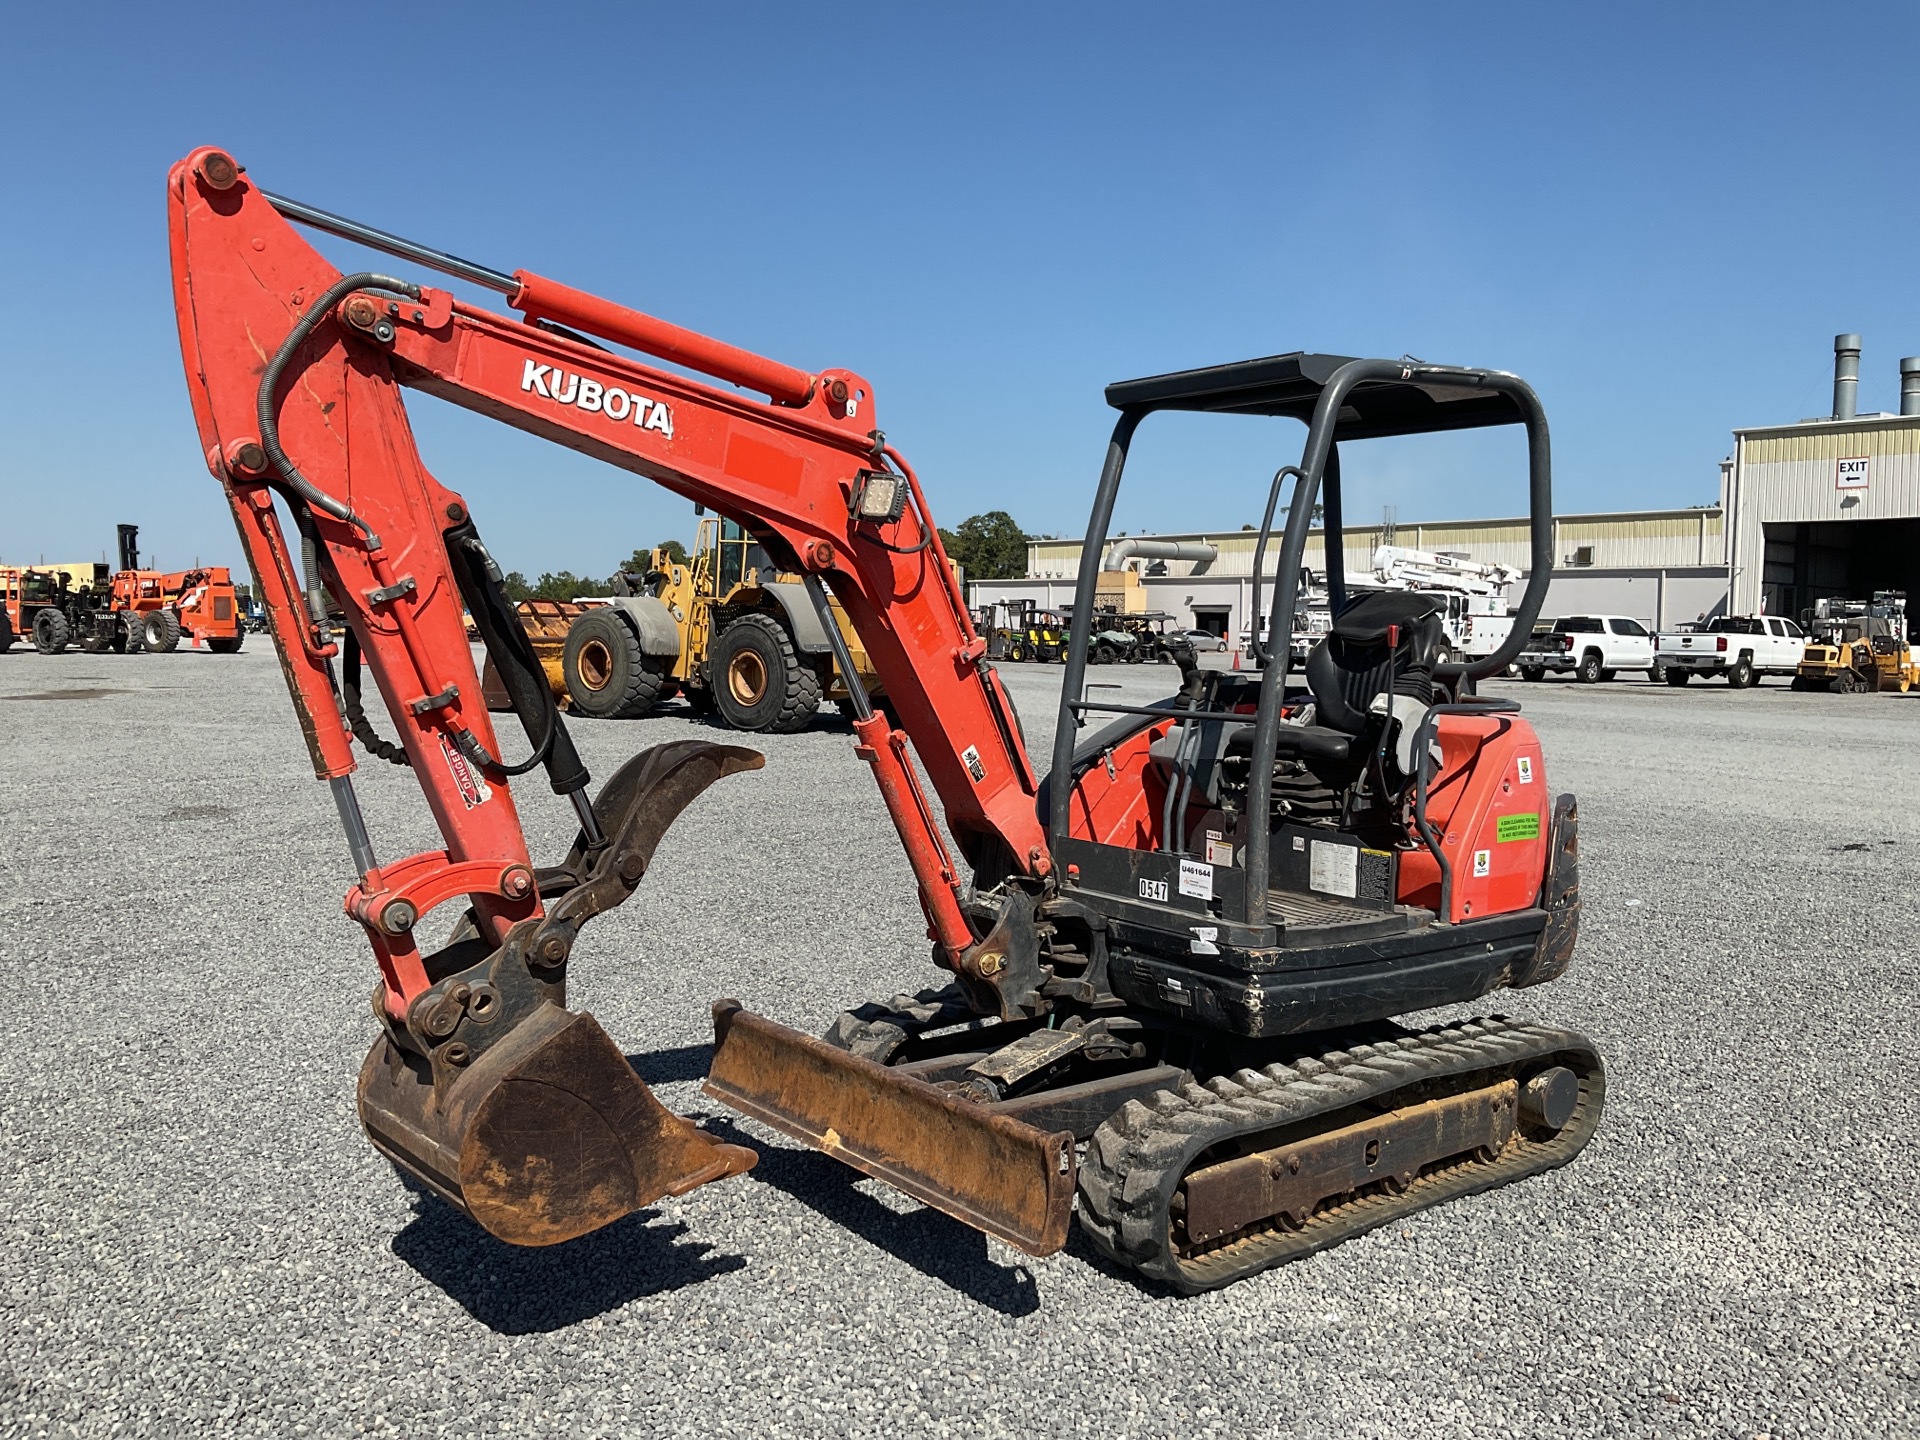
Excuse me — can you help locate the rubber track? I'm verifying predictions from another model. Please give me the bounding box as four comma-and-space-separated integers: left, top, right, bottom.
1076, 1015, 1605, 1294
823, 983, 979, 1062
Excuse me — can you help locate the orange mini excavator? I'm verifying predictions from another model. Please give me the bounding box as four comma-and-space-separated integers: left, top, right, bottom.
169, 147, 1600, 1293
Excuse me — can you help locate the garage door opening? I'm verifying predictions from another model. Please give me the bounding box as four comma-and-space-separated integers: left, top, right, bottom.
1190, 606, 1230, 638
1761, 519, 1920, 624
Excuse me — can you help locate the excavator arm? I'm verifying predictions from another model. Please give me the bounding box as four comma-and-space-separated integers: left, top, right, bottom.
168, 147, 1054, 1246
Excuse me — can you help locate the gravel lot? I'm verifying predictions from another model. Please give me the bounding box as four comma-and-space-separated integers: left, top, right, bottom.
2, 647, 1914, 1438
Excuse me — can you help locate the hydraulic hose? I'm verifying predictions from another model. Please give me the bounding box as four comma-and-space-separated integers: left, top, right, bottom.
256, 271, 422, 550
341, 630, 412, 768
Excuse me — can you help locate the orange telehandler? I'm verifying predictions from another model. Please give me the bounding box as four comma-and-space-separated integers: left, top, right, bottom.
169, 147, 1600, 1292
110, 525, 246, 653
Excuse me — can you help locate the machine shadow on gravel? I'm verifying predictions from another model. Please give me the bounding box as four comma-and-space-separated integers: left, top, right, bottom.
624, 1043, 719, 1086
391, 1187, 746, 1335
705, 1119, 1040, 1317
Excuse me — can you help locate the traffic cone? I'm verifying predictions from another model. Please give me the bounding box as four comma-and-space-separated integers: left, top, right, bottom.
1232, 647, 1241, 671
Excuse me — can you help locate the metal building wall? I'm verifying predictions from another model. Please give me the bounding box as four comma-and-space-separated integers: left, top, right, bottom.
1028, 508, 1724, 581
1728, 415, 1920, 613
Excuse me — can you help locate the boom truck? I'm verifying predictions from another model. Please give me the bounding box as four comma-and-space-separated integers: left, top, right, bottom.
168, 147, 1599, 1294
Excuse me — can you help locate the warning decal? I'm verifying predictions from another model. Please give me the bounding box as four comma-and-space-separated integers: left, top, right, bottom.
1496, 812, 1541, 843
439, 733, 492, 810
1309, 840, 1358, 898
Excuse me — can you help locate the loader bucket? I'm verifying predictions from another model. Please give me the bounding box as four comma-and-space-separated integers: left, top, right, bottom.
704, 1000, 1075, 1256
360, 1002, 756, 1246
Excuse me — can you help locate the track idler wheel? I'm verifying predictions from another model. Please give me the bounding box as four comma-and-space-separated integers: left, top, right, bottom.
357, 740, 765, 1246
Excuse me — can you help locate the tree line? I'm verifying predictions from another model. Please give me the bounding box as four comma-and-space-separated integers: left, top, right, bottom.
500, 540, 690, 602
498, 511, 1033, 601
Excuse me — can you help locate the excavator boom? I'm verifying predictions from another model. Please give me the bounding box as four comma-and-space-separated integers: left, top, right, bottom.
169, 146, 1048, 1245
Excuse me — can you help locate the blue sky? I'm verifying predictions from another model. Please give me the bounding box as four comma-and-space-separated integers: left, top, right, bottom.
2, 2, 1915, 575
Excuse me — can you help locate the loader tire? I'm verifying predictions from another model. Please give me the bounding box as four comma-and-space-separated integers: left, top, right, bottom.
143, 608, 182, 653
562, 609, 665, 720
121, 616, 144, 654
33, 609, 70, 654
0, 612, 13, 652
207, 632, 245, 654
711, 613, 822, 734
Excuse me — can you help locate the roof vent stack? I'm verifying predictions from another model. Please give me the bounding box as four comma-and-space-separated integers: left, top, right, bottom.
1833, 333, 1862, 420
1900, 357, 1920, 417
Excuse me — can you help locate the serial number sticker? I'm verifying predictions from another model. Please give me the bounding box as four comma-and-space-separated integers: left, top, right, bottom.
1497, 812, 1542, 843
1309, 840, 1358, 899
1139, 878, 1170, 903
1516, 756, 1534, 785
1178, 859, 1214, 901
1473, 848, 1492, 878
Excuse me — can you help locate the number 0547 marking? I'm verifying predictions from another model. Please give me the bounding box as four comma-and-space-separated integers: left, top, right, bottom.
1139, 878, 1169, 902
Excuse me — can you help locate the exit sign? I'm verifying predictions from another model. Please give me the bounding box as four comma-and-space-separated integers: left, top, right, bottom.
1836, 456, 1871, 490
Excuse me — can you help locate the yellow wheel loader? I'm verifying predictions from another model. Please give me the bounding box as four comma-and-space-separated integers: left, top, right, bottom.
486, 519, 882, 731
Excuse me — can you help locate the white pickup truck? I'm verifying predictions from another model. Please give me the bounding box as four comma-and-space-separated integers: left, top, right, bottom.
1516, 614, 1657, 683
1656, 615, 1806, 687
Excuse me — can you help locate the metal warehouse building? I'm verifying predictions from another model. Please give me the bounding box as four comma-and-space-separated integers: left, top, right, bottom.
971, 334, 1920, 642
973, 506, 1728, 645
1732, 335, 1920, 617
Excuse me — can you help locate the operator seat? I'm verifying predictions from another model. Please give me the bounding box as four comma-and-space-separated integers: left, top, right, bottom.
1145, 592, 1449, 820
1304, 590, 1445, 732
1221, 590, 1446, 770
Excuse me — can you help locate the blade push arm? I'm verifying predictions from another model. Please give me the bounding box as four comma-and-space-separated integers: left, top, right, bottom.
168, 147, 1048, 999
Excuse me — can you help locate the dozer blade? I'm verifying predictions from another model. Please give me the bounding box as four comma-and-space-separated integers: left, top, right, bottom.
360, 1003, 756, 1246
704, 1000, 1075, 1256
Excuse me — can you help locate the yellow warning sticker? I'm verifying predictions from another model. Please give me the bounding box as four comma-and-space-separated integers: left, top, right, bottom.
1497, 812, 1541, 843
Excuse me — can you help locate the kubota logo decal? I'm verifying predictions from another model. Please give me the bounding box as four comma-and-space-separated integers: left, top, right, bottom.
521, 359, 674, 438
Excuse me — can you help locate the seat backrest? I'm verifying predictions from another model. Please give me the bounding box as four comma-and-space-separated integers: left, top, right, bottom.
1304, 591, 1445, 734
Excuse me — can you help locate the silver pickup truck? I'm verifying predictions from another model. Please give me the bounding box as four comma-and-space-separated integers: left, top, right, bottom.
1656, 615, 1806, 687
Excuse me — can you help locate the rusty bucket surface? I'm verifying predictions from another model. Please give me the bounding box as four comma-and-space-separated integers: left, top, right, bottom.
360, 1003, 756, 1246
704, 1000, 1075, 1256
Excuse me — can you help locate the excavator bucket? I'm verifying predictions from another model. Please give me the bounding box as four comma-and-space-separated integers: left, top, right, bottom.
358, 741, 764, 1246
705, 1001, 1075, 1256
359, 1005, 756, 1245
